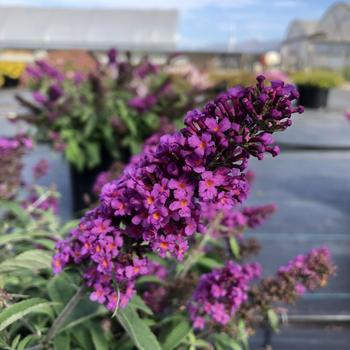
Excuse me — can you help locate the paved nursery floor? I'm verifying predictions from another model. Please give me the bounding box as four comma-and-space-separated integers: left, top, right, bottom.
1, 88, 350, 349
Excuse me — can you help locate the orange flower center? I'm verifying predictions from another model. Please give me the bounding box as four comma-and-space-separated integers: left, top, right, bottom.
146, 196, 154, 205
206, 179, 214, 187
98, 224, 106, 232
160, 242, 168, 249
152, 212, 160, 220
180, 199, 188, 207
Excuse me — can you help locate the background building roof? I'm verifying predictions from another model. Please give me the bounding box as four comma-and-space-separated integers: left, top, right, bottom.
317, 2, 350, 42
285, 20, 319, 41
285, 2, 350, 43
0, 6, 178, 51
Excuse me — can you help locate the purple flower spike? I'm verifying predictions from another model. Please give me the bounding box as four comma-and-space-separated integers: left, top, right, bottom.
53, 76, 303, 310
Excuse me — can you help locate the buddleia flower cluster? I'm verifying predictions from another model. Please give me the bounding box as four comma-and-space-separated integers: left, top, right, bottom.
0, 134, 32, 200
189, 247, 335, 330
53, 76, 304, 311
188, 261, 261, 330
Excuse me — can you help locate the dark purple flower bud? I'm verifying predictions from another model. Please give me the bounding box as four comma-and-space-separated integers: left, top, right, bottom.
47, 84, 63, 102
107, 48, 118, 65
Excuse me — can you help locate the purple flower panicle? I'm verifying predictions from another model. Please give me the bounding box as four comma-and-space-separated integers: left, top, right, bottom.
188, 261, 261, 329
53, 76, 303, 310
277, 246, 335, 297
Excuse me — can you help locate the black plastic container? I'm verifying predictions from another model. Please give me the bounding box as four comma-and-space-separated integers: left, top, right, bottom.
3, 76, 20, 88
298, 85, 329, 109
70, 151, 113, 215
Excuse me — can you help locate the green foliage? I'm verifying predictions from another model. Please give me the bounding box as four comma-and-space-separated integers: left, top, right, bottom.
229, 236, 240, 260
0, 298, 54, 332
18, 56, 216, 171
267, 308, 279, 331
343, 66, 350, 81
116, 303, 162, 350
162, 318, 191, 350
209, 70, 256, 88
292, 70, 343, 89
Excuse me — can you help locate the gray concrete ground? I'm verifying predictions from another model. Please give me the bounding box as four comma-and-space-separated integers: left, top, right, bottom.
1, 87, 350, 349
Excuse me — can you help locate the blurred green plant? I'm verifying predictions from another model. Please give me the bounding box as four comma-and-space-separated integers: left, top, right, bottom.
14, 52, 214, 171
292, 69, 343, 89
342, 66, 350, 81
209, 70, 256, 89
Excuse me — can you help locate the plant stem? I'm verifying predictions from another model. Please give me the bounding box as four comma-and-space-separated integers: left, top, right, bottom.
176, 234, 210, 279
176, 213, 223, 279
44, 286, 85, 344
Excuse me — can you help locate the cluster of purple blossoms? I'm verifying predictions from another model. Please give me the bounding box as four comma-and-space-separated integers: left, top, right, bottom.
241, 204, 277, 229
53, 76, 303, 310
33, 159, 49, 180
239, 247, 336, 322
277, 246, 335, 297
0, 134, 32, 200
128, 94, 157, 113
26, 60, 65, 82
188, 261, 261, 329
205, 203, 277, 238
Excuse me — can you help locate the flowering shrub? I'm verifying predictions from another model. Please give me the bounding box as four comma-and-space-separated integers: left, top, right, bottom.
53, 76, 304, 307
0, 77, 336, 350
14, 50, 214, 171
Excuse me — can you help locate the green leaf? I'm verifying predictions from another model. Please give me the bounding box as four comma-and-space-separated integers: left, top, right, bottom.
143, 113, 160, 130
162, 319, 191, 350
90, 322, 108, 350
237, 320, 249, 349
0, 250, 52, 274
65, 139, 85, 171
267, 309, 279, 331
0, 233, 29, 246
72, 326, 94, 350
0, 201, 29, 224
17, 335, 36, 350
0, 298, 52, 332
53, 333, 71, 350
47, 273, 76, 305
129, 295, 153, 316
197, 256, 223, 269
136, 275, 162, 286
215, 334, 243, 350
229, 237, 240, 259
116, 304, 161, 350
58, 307, 107, 334
85, 142, 101, 169
11, 335, 21, 349
117, 100, 138, 136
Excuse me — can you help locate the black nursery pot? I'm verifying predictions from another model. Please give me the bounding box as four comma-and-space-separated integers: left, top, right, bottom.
3, 76, 20, 88
70, 150, 113, 215
297, 85, 329, 109
70, 147, 131, 215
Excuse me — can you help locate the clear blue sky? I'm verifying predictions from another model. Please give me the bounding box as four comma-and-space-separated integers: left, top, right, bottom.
0, 0, 343, 48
